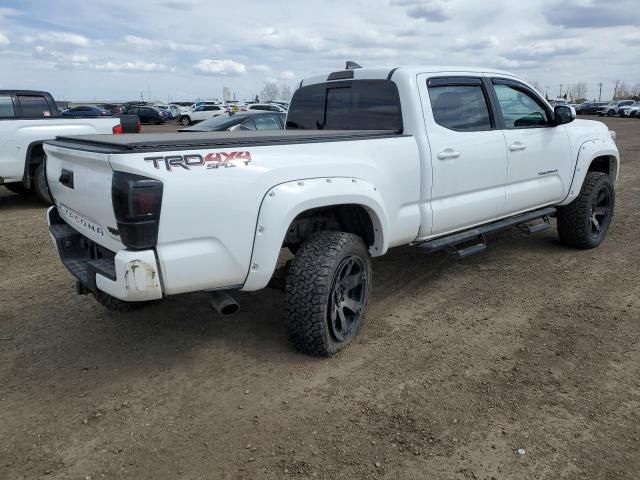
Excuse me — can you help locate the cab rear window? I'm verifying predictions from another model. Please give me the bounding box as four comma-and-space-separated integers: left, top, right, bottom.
286, 80, 403, 131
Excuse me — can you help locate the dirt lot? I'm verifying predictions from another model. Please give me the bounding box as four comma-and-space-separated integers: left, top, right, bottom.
1, 117, 639, 480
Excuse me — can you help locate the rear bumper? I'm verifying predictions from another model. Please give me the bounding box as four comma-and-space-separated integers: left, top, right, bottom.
47, 206, 163, 302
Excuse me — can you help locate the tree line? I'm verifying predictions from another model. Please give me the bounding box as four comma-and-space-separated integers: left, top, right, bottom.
258, 81, 293, 103
527, 80, 640, 103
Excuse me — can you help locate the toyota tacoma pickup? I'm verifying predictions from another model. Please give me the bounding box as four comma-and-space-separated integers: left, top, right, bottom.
43, 65, 619, 356
0, 90, 139, 202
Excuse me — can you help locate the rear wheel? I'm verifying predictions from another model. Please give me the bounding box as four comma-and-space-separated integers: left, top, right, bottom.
285, 231, 371, 356
557, 172, 614, 249
3, 182, 31, 196
34, 163, 52, 204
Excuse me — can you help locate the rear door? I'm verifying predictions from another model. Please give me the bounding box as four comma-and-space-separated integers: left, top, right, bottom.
420, 75, 509, 235
0, 93, 18, 180
490, 78, 572, 214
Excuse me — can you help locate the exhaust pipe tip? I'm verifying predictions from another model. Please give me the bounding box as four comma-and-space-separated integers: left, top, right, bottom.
210, 291, 240, 317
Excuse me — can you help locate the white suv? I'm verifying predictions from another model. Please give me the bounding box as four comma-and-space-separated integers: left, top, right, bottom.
178, 105, 226, 126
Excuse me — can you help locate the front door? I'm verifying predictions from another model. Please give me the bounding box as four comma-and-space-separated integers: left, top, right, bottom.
420, 75, 509, 236
490, 79, 572, 214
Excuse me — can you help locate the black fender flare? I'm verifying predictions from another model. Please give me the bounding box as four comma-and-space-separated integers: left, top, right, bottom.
21, 140, 46, 188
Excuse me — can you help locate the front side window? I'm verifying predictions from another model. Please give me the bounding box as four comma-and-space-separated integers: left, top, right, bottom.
493, 83, 549, 128
0, 95, 15, 118
428, 84, 492, 132
18, 95, 51, 117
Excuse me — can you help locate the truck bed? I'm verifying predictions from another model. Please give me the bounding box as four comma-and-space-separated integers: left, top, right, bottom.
47, 130, 405, 153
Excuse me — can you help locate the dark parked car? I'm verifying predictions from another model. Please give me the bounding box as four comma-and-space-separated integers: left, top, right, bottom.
574, 101, 608, 115
122, 105, 166, 124
179, 111, 286, 132
61, 106, 111, 117
598, 100, 635, 116
97, 103, 123, 115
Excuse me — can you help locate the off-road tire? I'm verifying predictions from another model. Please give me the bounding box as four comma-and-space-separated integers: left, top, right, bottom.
95, 291, 144, 312
285, 231, 372, 356
557, 172, 614, 249
3, 182, 31, 196
34, 163, 52, 204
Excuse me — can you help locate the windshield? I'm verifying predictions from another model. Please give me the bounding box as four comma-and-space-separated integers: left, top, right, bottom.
286, 79, 403, 131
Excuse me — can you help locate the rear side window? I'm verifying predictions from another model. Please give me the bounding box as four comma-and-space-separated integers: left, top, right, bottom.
0, 95, 15, 118
428, 84, 492, 132
287, 80, 403, 131
241, 118, 257, 130
253, 114, 281, 130
17, 95, 52, 118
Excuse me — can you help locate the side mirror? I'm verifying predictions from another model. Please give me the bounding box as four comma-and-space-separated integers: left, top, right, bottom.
554, 105, 576, 126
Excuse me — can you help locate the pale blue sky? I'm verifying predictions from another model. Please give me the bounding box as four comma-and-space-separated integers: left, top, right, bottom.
0, 0, 638, 102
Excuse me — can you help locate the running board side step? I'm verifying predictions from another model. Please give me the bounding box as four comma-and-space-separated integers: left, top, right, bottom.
415, 207, 556, 257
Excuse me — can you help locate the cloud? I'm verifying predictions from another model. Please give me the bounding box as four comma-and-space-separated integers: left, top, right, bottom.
194, 59, 246, 76
0, 32, 9, 48
124, 35, 206, 53
249, 64, 271, 73
279, 70, 295, 80
33, 45, 89, 64
94, 61, 168, 72
494, 57, 540, 70
24, 31, 90, 47
392, 0, 449, 22
544, 1, 640, 28
0, 7, 20, 19
259, 28, 326, 52
453, 36, 499, 51
158, 1, 197, 9
621, 32, 640, 46
504, 39, 587, 60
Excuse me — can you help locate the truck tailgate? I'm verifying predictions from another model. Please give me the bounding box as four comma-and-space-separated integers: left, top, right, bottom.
45, 142, 124, 252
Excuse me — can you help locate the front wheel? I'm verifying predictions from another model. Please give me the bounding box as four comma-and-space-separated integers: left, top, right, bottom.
180, 116, 191, 126
285, 231, 372, 356
557, 172, 615, 249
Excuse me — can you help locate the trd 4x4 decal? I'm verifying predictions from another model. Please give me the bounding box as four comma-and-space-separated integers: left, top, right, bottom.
144, 151, 252, 171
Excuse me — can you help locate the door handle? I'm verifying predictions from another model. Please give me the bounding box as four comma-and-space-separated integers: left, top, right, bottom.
509, 142, 527, 152
437, 148, 461, 160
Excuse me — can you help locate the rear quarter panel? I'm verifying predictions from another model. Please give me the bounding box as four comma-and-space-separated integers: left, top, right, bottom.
108, 135, 422, 294
0, 118, 120, 182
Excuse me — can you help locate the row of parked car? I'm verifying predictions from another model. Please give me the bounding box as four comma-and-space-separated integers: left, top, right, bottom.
574, 99, 640, 118
60, 100, 290, 126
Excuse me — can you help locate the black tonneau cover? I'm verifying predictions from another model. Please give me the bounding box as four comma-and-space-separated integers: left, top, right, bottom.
47, 130, 405, 154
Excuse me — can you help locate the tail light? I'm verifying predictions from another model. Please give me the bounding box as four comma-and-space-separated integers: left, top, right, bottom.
112, 124, 123, 134
112, 172, 163, 250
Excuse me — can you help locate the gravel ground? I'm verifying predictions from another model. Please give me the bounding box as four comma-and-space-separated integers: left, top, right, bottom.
1, 116, 639, 480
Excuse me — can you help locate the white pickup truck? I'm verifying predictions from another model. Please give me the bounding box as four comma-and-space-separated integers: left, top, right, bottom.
0, 90, 139, 202
44, 65, 619, 356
